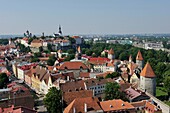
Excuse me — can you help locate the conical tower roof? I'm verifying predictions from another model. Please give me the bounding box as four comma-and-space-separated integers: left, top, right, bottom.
108, 48, 114, 55
136, 50, 143, 60
140, 62, 155, 78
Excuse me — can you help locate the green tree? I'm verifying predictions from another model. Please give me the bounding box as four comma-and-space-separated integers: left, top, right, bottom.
85, 50, 92, 56
64, 54, 75, 61
39, 46, 43, 52
155, 62, 166, 84
67, 49, 75, 54
105, 82, 124, 100
34, 52, 42, 58
43, 87, 62, 113
47, 43, 53, 51
164, 76, 170, 100
30, 57, 40, 62
68, 37, 76, 44
0, 73, 9, 88
28, 37, 34, 44
47, 55, 57, 66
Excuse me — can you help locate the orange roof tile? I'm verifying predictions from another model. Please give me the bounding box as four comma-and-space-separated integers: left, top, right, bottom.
63, 90, 93, 106
88, 57, 110, 65
64, 97, 102, 113
131, 100, 146, 108
145, 101, 161, 112
79, 72, 90, 78
140, 62, 155, 78
60, 80, 85, 93
100, 99, 135, 112
108, 48, 114, 55
59, 62, 88, 70
72, 36, 80, 39
136, 50, 143, 60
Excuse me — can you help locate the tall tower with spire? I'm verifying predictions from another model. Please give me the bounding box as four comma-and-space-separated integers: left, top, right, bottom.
140, 62, 156, 96
108, 48, 115, 60
136, 50, 144, 70
58, 25, 62, 35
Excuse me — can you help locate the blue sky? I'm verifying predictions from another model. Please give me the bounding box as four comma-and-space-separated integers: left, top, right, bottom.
0, 0, 170, 35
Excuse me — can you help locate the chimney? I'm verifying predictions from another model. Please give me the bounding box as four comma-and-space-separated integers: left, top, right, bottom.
73, 107, 76, 113
67, 76, 70, 81
92, 89, 95, 97
84, 103, 87, 112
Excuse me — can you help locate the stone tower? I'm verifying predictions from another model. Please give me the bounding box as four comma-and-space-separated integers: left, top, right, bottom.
140, 62, 156, 96
58, 25, 62, 35
136, 50, 144, 70
108, 48, 115, 60
75, 46, 82, 60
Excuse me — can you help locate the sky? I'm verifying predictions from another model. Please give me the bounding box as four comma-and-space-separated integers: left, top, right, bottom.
0, 0, 170, 35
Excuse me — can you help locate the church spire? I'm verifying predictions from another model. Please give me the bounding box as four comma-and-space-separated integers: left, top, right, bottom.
58, 25, 62, 35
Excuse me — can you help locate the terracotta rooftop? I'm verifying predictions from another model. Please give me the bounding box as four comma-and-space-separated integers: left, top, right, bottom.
72, 36, 80, 39
84, 78, 114, 88
60, 80, 85, 93
64, 97, 102, 113
100, 99, 135, 112
88, 57, 110, 65
0, 106, 37, 113
96, 72, 112, 78
131, 100, 146, 108
145, 101, 162, 112
136, 50, 143, 60
140, 62, 156, 78
79, 72, 90, 78
63, 90, 93, 106
31, 39, 43, 43
108, 48, 114, 55
59, 61, 88, 70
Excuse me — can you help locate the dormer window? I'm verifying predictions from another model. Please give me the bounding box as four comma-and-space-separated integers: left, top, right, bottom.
64, 66, 68, 72
80, 66, 83, 72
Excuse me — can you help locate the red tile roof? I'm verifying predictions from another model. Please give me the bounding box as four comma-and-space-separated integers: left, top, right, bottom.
100, 99, 135, 112
88, 57, 110, 65
22, 37, 29, 41
96, 72, 112, 78
64, 97, 102, 113
59, 61, 88, 70
136, 50, 143, 60
79, 72, 90, 78
140, 62, 155, 78
145, 101, 162, 112
63, 90, 93, 106
60, 80, 85, 93
84, 78, 114, 88
72, 36, 80, 39
0, 106, 37, 113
